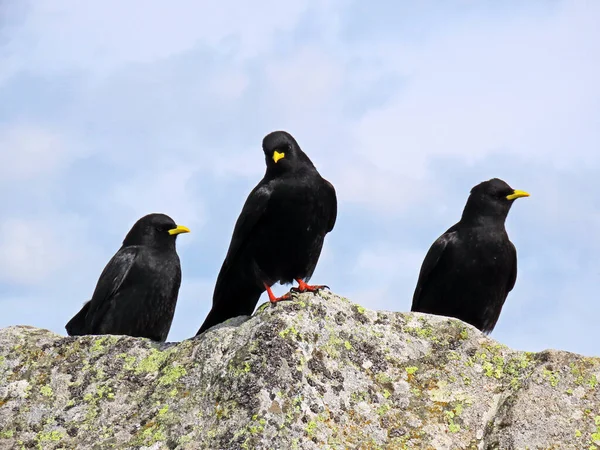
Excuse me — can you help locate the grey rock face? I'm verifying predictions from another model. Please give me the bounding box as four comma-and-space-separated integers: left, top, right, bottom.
0, 291, 599, 449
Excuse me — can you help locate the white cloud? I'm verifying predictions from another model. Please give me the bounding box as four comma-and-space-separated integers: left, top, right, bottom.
343, 1, 600, 210
265, 47, 343, 114
0, 214, 95, 285
105, 165, 206, 241
0, 124, 78, 181
3, 0, 314, 75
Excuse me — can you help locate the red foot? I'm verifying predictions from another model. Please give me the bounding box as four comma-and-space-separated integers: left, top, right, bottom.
264, 283, 292, 304
291, 279, 329, 293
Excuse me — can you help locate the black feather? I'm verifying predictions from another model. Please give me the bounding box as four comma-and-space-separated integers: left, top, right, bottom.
411, 178, 527, 334
197, 131, 337, 334
65, 213, 188, 342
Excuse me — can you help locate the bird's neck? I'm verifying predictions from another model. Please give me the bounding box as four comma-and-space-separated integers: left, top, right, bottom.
266, 164, 316, 180
460, 213, 507, 229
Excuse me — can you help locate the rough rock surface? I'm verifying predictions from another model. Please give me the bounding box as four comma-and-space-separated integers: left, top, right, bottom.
0, 291, 599, 450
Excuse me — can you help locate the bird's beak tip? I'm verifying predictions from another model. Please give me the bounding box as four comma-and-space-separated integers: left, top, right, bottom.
506, 190, 530, 200
272, 151, 285, 163
168, 225, 191, 235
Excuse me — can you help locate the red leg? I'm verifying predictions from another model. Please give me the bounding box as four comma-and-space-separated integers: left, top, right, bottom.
264, 283, 291, 303
292, 278, 329, 293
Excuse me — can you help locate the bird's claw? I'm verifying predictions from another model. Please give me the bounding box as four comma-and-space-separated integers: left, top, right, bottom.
269, 292, 292, 305
291, 283, 329, 293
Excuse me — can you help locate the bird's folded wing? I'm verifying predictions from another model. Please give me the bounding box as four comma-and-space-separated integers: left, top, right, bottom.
323, 179, 337, 233
411, 230, 458, 310
220, 183, 272, 273
86, 246, 139, 331
506, 241, 518, 293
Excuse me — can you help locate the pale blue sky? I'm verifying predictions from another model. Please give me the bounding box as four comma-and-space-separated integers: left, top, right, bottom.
1, 1, 598, 356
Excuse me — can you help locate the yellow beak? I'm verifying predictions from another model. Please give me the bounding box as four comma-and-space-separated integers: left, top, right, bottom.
168, 225, 191, 235
273, 151, 285, 163
506, 190, 530, 200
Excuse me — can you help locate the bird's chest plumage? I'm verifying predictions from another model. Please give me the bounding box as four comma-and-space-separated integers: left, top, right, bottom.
452, 230, 512, 284
254, 176, 328, 280
132, 251, 181, 307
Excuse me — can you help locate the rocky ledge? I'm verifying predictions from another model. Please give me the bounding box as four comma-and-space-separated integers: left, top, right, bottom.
0, 291, 599, 449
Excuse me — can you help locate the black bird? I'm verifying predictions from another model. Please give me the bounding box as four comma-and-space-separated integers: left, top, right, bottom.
411, 178, 529, 333
66, 213, 190, 342
197, 131, 337, 334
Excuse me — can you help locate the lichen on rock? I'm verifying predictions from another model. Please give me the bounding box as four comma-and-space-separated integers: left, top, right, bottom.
0, 291, 599, 449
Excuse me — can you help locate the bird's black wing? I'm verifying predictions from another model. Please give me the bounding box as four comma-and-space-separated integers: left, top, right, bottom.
65, 299, 92, 335
323, 179, 337, 232
196, 183, 273, 335
506, 241, 518, 293
85, 246, 139, 332
220, 182, 272, 273
411, 228, 458, 311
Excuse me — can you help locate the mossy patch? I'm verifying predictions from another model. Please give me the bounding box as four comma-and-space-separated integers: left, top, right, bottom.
158, 364, 187, 386
34, 430, 63, 449
39, 385, 53, 397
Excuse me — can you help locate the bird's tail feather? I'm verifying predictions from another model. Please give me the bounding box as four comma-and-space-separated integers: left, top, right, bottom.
65, 300, 91, 336
196, 283, 264, 335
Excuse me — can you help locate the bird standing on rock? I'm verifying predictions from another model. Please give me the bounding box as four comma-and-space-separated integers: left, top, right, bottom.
65, 213, 190, 342
197, 131, 337, 335
411, 178, 529, 333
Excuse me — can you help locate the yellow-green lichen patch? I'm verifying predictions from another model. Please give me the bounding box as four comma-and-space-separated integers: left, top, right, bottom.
377, 403, 392, 416
405, 366, 418, 375
444, 405, 463, 434
130, 348, 170, 374
39, 385, 53, 397
178, 434, 194, 445
91, 337, 109, 353
374, 372, 393, 385
279, 326, 300, 340
479, 352, 505, 379
132, 422, 166, 447
591, 416, 600, 444
447, 350, 462, 361
34, 430, 64, 449
168, 388, 178, 398
158, 364, 187, 386
542, 368, 560, 387
405, 325, 434, 340
228, 358, 251, 376
321, 325, 351, 358
0, 430, 14, 438
305, 420, 317, 437
234, 414, 269, 449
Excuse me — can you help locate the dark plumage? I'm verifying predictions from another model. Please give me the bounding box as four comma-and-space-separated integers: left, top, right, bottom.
65, 213, 190, 342
411, 178, 529, 333
197, 131, 337, 334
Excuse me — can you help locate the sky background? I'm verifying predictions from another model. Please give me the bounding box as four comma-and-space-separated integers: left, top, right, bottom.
1, 1, 599, 356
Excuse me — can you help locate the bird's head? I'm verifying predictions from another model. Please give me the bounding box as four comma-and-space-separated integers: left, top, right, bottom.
462, 178, 530, 224
123, 213, 190, 249
262, 130, 314, 174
